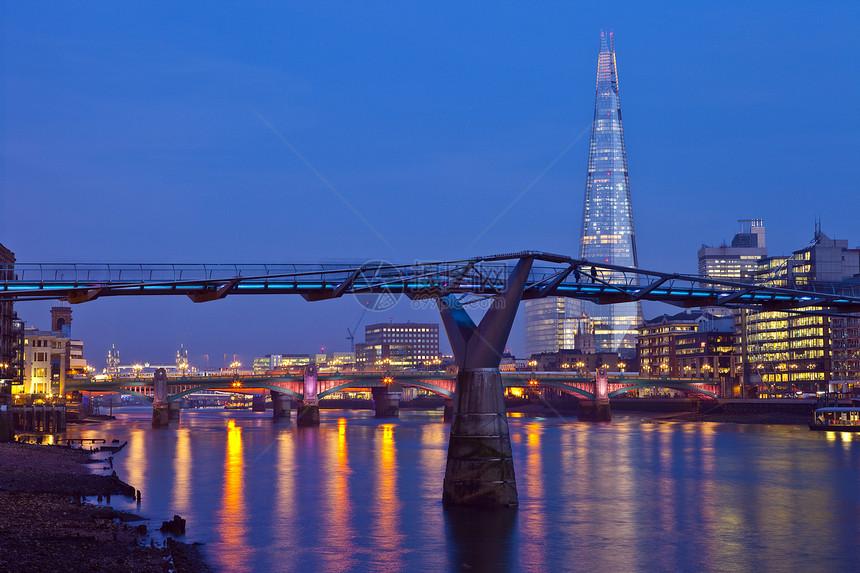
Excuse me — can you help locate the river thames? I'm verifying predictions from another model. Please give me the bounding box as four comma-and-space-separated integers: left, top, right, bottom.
65, 408, 860, 572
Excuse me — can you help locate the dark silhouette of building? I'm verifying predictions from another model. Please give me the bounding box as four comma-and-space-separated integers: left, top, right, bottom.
0, 244, 22, 403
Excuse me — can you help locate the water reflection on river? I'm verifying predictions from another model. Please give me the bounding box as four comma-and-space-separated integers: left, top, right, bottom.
66, 408, 860, 572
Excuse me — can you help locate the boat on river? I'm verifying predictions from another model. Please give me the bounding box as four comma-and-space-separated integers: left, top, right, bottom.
224, 397, 250, 411
809, 407, 860, 431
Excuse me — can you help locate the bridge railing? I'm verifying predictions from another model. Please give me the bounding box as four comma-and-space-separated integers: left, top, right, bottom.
4, 254, 860, 309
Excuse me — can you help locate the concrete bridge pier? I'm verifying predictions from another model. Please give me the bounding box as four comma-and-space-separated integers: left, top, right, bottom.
168, 400, 181, 422
296, 365, 320, 427
152, 369, 170, 428
443, 398, 454, 422
372, 384, 401, 418
579, 366, 611, 422
438, 256, 532, 508
271, 390, 291, 420
252, 395, 266, 412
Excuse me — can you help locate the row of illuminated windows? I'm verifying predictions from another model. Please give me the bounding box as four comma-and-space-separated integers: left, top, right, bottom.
748, 341, 827, 353
748, 337, 826, 349
748, 323, 825, 335
750, 350, 826, 360
675, 347, 733, 356
748, 310, 827, 323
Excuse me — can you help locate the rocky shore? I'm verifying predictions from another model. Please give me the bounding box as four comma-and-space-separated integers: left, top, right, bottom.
0, 442, 211, 572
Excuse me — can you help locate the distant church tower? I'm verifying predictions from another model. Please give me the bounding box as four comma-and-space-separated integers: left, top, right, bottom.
51, 305, 72, 338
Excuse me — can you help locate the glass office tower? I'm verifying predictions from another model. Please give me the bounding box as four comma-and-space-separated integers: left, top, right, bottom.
525, 31, 641, 357
580, 30, 642, 354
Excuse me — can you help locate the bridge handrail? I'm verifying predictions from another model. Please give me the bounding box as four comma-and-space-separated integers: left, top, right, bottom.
3, 253, 860, 311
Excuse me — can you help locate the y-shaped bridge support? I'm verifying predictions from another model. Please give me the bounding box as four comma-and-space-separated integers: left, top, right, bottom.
438, 257, 533, 507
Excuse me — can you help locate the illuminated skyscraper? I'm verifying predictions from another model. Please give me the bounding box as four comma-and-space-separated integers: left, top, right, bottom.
579, 32, 642, 353
526, 31, 641, 357
579, 30, 641, 354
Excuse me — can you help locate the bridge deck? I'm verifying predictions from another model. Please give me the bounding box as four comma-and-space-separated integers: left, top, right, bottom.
2, 252, 859, 312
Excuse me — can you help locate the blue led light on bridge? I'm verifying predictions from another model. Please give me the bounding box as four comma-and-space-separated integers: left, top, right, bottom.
2, 252, 859, 314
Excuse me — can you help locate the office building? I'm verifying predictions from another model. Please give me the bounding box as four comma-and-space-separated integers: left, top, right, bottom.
252, 354, 312, 373
20, 306, 88, 395
831, 312, 860, 387
579, 30, 642, 355
698, 219, 768, 281
525, 299, 595, 358
637, 311, 733, 384
525, 30, 641, 356
739, 229, 860, 393
355, 322, 440, 369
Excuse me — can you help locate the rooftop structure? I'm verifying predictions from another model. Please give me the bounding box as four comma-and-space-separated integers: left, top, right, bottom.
698, 219, 768, 282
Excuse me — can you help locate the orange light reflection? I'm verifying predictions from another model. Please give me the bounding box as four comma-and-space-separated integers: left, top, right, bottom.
522, 423, 546, 569
373, 424, 404, 569
171, 429, 191, 513
320, 417, 357, 570
216, 419, 250, 572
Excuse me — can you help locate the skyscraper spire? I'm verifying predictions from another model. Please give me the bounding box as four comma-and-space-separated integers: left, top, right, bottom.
579, 30, 642, 354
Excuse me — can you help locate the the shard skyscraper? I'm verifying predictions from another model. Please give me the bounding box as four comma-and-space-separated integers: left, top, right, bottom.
580, 30, 641, 354
525, 30, 641, 358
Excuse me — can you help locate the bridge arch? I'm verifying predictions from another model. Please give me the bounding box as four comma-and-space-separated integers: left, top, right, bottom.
502, 379, 596, 400
167, 382, 303, 402
608, 382, 718, 399
316, 378, 455, 400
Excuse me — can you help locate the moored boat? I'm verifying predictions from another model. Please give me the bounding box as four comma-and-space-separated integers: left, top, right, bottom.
224, 396, 250, 411
809, 407, 860, 431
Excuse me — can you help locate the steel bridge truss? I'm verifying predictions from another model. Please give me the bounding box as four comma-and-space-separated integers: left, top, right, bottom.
2, 251, 860, 313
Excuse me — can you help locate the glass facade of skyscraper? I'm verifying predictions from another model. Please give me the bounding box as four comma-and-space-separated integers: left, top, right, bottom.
525, 31, 641, 357
524, 298, 583, 358
579, 31, 642, 355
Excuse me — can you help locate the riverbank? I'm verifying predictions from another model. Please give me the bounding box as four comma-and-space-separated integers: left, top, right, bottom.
0, 442, 211, 572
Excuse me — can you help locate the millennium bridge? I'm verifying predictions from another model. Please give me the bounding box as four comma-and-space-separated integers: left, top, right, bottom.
4, 251, 860, 507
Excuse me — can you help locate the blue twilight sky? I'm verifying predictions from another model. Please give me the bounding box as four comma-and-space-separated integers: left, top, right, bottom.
2, 2, 859, 368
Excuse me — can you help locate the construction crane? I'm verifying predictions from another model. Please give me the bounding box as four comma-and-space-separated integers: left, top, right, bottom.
346, 308, 368, 352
